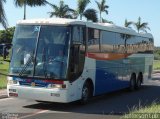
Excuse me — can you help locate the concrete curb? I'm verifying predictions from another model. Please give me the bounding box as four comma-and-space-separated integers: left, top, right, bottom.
0, 89, 8, 99
0, 95, 8, 99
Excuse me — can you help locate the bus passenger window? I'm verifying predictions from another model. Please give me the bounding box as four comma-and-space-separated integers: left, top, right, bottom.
101, 31, 116, 53
88, 28, 100, 53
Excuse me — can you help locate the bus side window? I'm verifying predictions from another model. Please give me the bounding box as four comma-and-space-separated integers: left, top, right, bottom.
87, 28, 100, 53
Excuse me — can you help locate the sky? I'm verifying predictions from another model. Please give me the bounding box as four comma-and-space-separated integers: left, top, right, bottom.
2, 0, 160, 46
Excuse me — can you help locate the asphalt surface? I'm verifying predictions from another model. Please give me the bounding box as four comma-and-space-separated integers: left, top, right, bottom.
0, 73, 159, 119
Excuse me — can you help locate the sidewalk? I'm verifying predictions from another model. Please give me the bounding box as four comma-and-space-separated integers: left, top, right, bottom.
0, 89, 8, 99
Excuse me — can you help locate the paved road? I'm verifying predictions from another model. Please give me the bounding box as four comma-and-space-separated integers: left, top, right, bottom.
0, 74, 160, 119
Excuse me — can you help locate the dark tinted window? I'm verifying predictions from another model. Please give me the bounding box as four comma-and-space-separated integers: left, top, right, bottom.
72, 26, 84, 44
101, 31, 116, 53
127, 36, 154, 53
114, 33, 128, 53
88, 28, 100, 52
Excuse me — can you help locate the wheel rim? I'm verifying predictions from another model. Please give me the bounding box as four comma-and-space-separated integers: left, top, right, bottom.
137, 80, 141, 87
130, 78, 135, 90
131, 79, 134, 86
82, 86, 89, 101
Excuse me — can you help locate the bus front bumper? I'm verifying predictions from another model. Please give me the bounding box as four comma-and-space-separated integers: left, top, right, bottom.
7, 85, 70, 103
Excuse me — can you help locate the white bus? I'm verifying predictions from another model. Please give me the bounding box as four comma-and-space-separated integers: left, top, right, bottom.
7, 18, 154, 103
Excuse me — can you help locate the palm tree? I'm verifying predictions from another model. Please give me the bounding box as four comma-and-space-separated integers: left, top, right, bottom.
0, 0, 8, 29
48, 0, 75, 19
95, 0, 109, 22
83, 9, 98, 22
124, 19, 133, 28
14, 0, 49, 20
77, 0, 90, 20
102, 18, 113, 24
76, 0, 98, 22
134, 17, 150, 33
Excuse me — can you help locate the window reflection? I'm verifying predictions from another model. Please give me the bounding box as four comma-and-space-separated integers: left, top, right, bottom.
88, 28, 100, 52
10, 25, 70, 79
10, 25, 38, 75
35, 26, 70, 79
86, 27, 154, 54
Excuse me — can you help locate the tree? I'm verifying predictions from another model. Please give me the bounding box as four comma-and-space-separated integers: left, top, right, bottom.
83, 9, 98, 22
0, 27, 15, 44
102, 18, 113, 24
14, 0, 49, 20
124, 19, 133, 28
48, 0, 75, 19
95, 0, 109, 22
134, 17, 150, 33
77, 0, 90, 20
0, 0, 8, 29
76, 0, 98, 22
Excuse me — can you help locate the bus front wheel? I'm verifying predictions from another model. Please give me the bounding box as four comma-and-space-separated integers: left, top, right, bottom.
80, 81, 92, 104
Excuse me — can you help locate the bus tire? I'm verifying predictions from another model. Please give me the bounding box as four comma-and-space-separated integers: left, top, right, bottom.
129, 74, 136, 91
136, 73, 143, 89
80, 81, 92, 104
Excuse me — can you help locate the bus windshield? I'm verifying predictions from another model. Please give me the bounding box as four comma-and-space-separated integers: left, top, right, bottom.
10, 25, 70, 79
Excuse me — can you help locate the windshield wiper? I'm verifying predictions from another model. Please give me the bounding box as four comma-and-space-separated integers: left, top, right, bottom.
19, 54, 34, 76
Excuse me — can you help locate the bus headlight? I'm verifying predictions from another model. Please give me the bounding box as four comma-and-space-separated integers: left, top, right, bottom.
8, 80, 18, 85
8, 80, 14, 85
48, 84, 66, 89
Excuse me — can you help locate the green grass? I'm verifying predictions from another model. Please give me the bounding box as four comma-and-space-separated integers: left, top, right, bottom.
153, 60, 160, 70
123, 103, 160, 119
0, 57, 9, 89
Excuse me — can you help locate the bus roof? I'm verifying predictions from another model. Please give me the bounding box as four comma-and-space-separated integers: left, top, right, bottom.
17, 18, 153, 39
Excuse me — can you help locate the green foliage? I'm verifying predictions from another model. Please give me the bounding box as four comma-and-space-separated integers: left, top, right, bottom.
95, 0, 109, 22
77, 0, 90, 20
14, 0, 48, 7
14, 0, 50, 19
0, 0, 8, 29
48, 0, 76, 19
0, 57, 9, 89
0, 27, 15, 44
83, 9, 98, 22
123, 102, 160, 119
153, 60, 160, 70
154, 47, 160, 60
134, 17, 150, 33
124, 19, 133, 28
102, 18, 114, 24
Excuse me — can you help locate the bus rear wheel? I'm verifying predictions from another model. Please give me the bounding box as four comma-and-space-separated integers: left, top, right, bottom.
136, 73, 143, 89
129, 74, 136, 91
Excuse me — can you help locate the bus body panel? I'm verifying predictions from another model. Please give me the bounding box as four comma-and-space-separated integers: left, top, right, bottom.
7, 57, 96, 102
7, 85, 69, 103
85, 53, 153, 96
